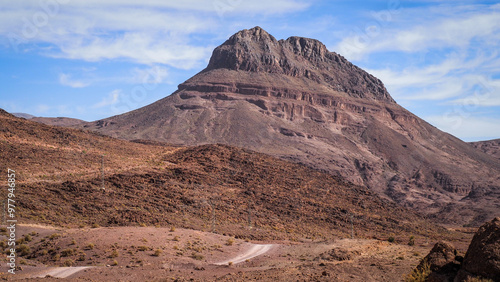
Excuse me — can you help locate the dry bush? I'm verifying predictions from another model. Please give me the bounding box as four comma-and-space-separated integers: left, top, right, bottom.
404, 260, 430, 282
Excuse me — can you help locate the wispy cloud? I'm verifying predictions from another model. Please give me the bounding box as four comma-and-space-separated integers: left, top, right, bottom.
59, 73, 89, 88
131, 66, 169, 85
93, 89, 121, 108
335, 4, 500, 60
0, 1, 309, 67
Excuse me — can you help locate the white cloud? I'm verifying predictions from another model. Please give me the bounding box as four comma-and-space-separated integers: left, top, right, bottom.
335, 5, 500, 60
93, 89, 121, 108
366, 52, 499, 102
59, 73, 89, 88
131, 66, 169, 85
0, 1, 309, 67
451, 77, 500, 106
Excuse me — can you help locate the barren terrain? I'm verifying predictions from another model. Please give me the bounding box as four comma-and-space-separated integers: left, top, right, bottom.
0, 224, 472, 281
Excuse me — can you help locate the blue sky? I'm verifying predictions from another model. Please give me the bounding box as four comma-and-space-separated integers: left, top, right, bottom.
1, 0, 499, 141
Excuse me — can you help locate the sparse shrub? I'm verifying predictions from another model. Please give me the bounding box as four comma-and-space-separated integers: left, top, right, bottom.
173, 245, 179, 250
170, 226, 176, 232
191, 252, 204, 260
226, 238, 235, 246
137, 246, 149, 251
228, 261, 233, 266
85, 243, 95, 250
16, 238, 25, 244
0, 240, 7, 249
408, 235, 415, 246
139, 223, 147, 227
63, 259, 74, 266
49, 233, 61, 240
61, 248, 75, 257
109, 250, 119, 258
388, 236, 395, 243
53, 254, 61, 261
24, 234, 33, 242
77, 254, 86, 261
70, 239, 77, 245
17, 244, 30, 256
153, 249, 162, 257
0, 227, 7, 233
91, 223, 100, 228
173, 236, 180, 242
112, 259, 118, 266
41, 250, 48, 256
404, 260, 430, 282
19, 259, 27, 265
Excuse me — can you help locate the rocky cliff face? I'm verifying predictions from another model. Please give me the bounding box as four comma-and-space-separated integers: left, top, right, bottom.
203, 27, 393, 102
81, 27, 500, 226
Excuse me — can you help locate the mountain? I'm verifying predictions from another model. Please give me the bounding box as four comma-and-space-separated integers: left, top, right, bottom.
0, 108, 444, 241
81, 27, 500, 226
12, 112, 36, 119
11, 111, 85, 127
470, 139, 500, 160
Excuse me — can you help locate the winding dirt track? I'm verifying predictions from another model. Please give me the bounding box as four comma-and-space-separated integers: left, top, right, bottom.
214, 244, 274, 265
31, 266, 90, 278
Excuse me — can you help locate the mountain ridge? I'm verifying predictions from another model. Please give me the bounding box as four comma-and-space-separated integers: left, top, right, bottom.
79, 27, 500, 226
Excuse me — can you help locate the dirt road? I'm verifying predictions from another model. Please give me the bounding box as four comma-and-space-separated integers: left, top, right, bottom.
214, 244, 274, 265
31, 266, 90, 278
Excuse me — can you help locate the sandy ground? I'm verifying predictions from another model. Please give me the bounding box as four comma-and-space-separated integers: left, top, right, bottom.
0, 224, 469, 281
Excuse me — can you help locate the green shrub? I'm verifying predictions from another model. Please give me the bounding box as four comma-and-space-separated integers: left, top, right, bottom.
388, 236, 395, 243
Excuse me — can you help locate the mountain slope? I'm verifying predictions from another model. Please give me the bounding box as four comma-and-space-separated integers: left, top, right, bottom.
470, 138, 500, 160
81, 27, 500, 226
0, 108, 444, 240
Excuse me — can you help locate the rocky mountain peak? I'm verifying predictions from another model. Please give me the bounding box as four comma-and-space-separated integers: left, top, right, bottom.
202, 26, 394, 102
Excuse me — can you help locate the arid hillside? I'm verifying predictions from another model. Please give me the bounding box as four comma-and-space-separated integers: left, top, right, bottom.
0, 108, 447, 241
80, 27, 500, 227
470, 138, 500, 160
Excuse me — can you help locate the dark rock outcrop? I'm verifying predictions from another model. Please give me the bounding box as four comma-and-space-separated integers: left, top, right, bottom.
416, 241, 462, 281
414, 218, 500, 281
456, 217, 500, 281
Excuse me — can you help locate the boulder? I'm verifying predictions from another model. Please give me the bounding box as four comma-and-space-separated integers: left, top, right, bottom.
456, 217, 500, 282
